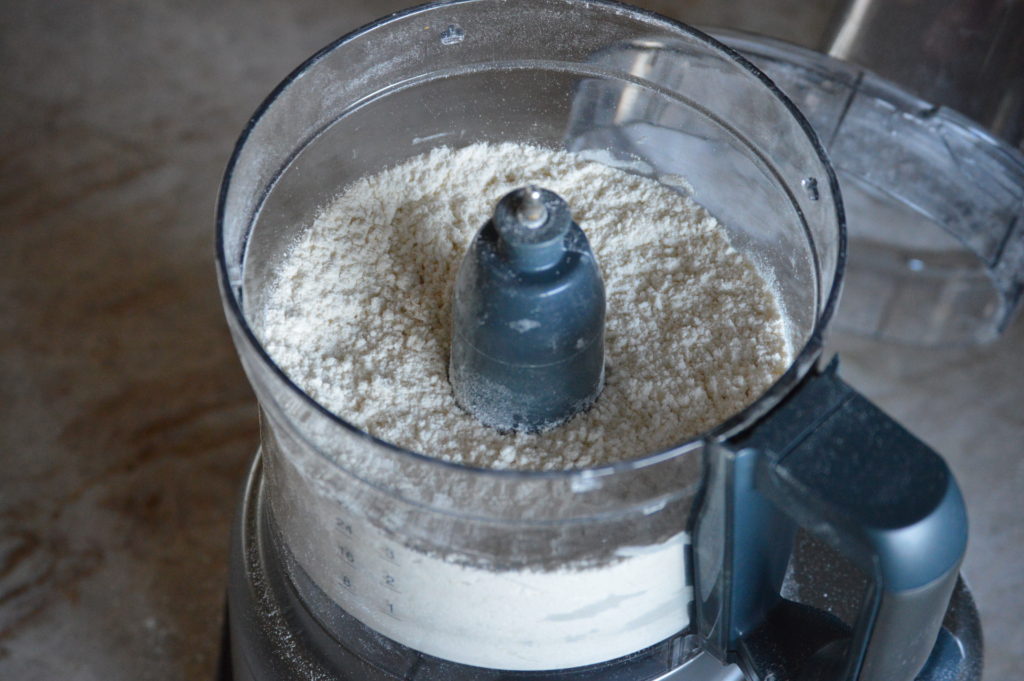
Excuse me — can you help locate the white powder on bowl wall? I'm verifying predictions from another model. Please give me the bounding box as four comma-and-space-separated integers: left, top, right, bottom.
257, 142, 791, 471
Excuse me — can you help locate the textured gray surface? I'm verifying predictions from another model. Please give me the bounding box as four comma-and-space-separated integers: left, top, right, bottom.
0, 1, 1019, 679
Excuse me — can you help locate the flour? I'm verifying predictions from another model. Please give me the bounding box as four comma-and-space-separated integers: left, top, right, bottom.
257, 142, 791, 471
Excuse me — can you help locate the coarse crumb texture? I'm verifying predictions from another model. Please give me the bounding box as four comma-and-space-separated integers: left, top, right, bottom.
257, 142, 790, 471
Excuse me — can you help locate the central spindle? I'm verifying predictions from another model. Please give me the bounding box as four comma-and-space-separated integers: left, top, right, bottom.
449, 186, 606, 432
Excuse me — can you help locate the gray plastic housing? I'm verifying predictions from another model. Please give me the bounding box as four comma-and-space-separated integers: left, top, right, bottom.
449, 188, 606, 432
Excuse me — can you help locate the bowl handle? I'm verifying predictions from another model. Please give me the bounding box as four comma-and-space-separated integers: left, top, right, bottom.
691, 358, 967, 681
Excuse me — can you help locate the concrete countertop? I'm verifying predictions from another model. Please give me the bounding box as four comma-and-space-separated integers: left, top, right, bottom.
0, 1, 1019, 679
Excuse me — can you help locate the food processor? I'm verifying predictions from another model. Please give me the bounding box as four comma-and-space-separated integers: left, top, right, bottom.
215, 1, 983, 680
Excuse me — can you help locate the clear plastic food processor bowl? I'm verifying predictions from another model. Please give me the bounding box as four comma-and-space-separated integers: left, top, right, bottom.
216, 0, 843, 672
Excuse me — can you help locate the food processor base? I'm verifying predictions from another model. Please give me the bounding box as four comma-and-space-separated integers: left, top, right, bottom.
223, 454, 982, 681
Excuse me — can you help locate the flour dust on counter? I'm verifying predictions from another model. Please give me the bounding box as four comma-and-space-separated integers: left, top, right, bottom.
256, 142, 790, 470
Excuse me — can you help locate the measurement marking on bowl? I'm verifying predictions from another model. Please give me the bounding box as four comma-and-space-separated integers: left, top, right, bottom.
382, 573, 401, 593
440, 24, 464, 45
802, 176, 820, 201
379, 545, 398, 565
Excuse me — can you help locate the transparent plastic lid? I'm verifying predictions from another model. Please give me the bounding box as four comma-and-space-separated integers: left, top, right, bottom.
717, 30, 1024, 346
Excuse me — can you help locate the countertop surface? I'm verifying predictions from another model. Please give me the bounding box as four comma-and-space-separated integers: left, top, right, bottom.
0, 1, 1020, 679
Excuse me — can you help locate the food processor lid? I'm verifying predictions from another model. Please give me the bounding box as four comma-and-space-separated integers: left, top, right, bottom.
715, 29, 1024, 347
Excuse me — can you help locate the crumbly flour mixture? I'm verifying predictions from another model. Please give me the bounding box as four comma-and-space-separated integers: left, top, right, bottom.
258, 142, 790, 470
